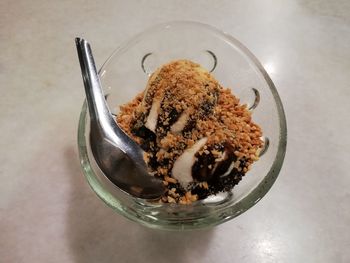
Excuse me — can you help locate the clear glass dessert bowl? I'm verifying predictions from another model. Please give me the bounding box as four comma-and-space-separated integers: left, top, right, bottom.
77, 21, 287, 230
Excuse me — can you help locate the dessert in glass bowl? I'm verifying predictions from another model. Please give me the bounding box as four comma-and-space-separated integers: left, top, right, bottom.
78, 21, 286, 230
117, 60, 263, 204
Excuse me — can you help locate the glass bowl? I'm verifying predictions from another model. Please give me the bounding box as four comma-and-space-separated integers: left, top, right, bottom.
77, 21, 287, 230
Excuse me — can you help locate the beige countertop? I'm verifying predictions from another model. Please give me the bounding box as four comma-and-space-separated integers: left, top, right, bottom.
1, 0, 350, 262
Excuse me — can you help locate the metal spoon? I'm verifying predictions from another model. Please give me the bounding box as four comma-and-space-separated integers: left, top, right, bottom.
75, 38, 164, 199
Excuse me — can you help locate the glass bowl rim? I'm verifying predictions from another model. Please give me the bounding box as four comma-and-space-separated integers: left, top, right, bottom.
78, 20, 287, 229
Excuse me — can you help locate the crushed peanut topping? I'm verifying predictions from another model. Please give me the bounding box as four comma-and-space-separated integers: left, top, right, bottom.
117, 60, 263, 204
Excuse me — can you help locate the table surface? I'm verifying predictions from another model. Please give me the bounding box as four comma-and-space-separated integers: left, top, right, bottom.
1, 0, 350, 262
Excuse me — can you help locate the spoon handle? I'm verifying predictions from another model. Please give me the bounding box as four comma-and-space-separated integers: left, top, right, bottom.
75, 38, 111, 125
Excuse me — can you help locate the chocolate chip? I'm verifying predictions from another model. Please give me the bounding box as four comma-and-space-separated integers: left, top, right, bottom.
192, 146, 216, 182
191, 185, 210, 199
156, 106, 181, 137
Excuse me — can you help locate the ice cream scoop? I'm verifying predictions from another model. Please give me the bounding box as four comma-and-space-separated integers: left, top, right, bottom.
117, 60, 263, 203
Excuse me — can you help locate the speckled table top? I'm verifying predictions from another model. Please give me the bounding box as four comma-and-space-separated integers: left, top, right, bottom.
1, 0, 350, 262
